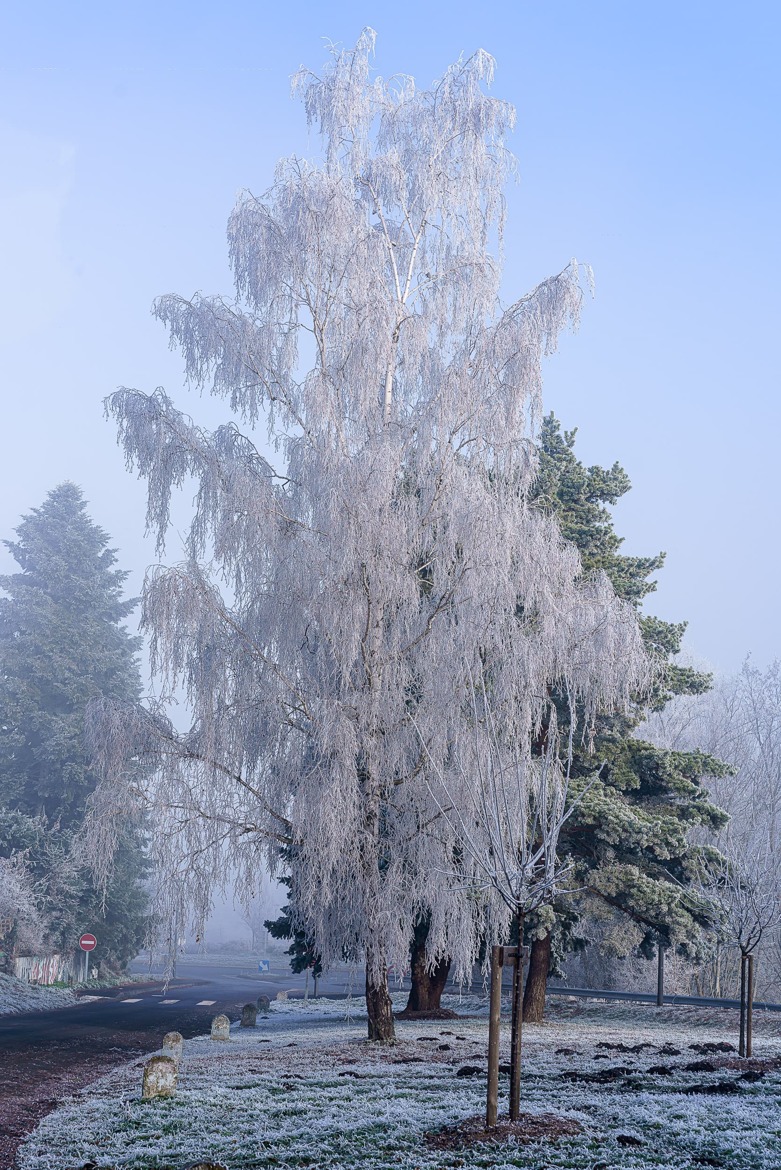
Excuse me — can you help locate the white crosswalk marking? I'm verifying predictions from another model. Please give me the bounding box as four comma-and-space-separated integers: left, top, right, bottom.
160, 998, 179, 1004
196, 999, 216, 1006
121, 998, 142, 1003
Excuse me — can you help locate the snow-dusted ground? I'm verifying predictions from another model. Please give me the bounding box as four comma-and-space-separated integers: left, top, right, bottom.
0, 970, 150, 1016
18, 992, 781, 1169
0, 972, 79, 1016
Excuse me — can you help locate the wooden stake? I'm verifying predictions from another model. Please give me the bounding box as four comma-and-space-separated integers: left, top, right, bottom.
746, 953, 754, 1058
486, 945, 503, 1129
743, 950, 748, 1062
509, 946, 524, 1121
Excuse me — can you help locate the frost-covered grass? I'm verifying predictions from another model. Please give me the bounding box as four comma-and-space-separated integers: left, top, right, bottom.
19, 993, 781, 1170
0, 972, 79, 1015
0, 970, 150, 1016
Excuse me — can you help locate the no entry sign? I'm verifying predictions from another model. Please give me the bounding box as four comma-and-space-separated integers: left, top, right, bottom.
79, 933, 97, 951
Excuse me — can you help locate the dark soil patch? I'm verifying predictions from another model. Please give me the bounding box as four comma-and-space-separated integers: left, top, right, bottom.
596, 1041, 653, 1053
684, 1054, 779, 1076
714, 1054, 780, 1073
425, 1112, 583, 1150
683, 1080, 742, 1095
563, 1064, 635, 1084
689, 1042, 736, 1055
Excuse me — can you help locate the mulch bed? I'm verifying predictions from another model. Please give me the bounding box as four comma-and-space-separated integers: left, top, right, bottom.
425, 1112, 583, 1150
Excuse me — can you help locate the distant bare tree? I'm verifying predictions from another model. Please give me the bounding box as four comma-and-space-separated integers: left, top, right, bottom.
645, 659, 781, 1001
707, 835, 781, 1054
712, 837, 781, 957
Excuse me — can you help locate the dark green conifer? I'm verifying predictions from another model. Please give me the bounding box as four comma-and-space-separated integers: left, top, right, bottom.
264, 875, 323, 979
521, 418, 729, 1019
0, 484, 149, 969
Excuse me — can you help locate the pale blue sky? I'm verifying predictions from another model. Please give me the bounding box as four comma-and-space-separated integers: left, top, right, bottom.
1, 1, 778, 675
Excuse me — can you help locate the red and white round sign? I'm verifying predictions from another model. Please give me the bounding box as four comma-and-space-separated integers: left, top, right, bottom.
79, 933, 97, 951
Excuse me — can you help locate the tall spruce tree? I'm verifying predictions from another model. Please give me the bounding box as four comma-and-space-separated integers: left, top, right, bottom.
0, 484, 148, 968
520, 416, 729, 1019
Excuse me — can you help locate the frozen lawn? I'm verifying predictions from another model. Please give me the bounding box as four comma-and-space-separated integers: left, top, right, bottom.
0, 972, 79, 1016
0, 970, 150, 1016
18, 993, 781, 1169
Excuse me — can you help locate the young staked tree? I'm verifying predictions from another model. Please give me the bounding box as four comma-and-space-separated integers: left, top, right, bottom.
0, 484, 149, 967
90, 31, 647, 1040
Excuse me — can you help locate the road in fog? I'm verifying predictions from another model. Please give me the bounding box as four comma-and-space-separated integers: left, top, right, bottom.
0, 956, 357, 1167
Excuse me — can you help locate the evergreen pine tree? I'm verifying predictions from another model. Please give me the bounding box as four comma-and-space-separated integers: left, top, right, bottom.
521, 417, 729, 1019
264, 876, 323, 980
0, 484, 149, 969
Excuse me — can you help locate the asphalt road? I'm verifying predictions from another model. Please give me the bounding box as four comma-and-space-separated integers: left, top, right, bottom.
0, 955, 356, 1168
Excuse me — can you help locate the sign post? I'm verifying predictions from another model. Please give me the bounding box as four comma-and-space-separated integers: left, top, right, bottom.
79, 933, 97, 982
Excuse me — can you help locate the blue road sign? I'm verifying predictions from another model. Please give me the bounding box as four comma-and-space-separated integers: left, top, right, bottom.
258, 959, 270, 972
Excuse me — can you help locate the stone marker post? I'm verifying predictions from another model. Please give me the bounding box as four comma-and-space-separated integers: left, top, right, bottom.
256, 994, 271, 1013
210, 1013, 231, 1041
162, 1031, 184, 1064
142, 1054, 178, 1100
240, 1003, 258, 1028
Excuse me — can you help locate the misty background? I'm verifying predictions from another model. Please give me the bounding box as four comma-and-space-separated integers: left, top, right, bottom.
2, 2, 778, 678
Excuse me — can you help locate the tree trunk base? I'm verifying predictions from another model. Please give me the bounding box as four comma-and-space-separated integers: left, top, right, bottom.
522, 931, 551, 1024
404, 921, 452, 1015
366, 968, 396, 1042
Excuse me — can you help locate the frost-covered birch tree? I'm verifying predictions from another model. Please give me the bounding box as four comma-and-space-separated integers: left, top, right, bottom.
91, 30, 648, 1041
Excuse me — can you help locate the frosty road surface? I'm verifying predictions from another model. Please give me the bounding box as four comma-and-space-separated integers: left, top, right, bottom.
0, 956, 354, 1167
